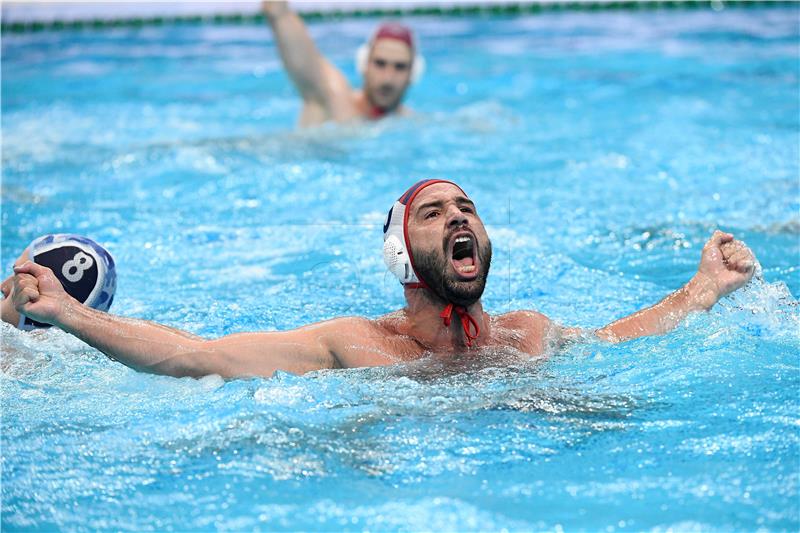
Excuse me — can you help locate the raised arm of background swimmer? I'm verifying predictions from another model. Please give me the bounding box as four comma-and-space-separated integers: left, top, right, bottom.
578, 230, 755, 343
9, 261, 370, 379
261, 1, 351, 108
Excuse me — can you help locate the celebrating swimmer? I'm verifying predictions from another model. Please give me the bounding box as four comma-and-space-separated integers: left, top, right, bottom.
262, 1, 422, 126
9, 180, 758, 378
2, 234, 116, 330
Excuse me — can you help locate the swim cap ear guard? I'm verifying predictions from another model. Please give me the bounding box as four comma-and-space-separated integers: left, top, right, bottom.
356, 25, 426, 84
383, 204, 418, 284
18, 234, 117, 330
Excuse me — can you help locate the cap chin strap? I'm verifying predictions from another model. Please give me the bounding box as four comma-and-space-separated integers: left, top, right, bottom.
406, 280, 481, 348
365, 101, 390, 119
440, 303, 480, 347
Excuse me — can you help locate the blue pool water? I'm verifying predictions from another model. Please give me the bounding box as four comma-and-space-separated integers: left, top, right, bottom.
2, 5, 799, 531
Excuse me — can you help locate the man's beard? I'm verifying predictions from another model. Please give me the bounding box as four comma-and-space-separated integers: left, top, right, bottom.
366, 82, 405, 113
412, 238, 492, 307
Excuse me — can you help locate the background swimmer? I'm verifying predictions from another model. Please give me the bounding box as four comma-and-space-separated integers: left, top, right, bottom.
2, 234, 116, 330
262, 0, 421, 126
8, 180, 757, 379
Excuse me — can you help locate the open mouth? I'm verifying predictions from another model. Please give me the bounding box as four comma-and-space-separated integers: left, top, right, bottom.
449, 233, 478, 279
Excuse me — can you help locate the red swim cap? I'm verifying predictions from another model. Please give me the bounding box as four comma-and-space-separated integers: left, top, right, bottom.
372, 22, 415, 51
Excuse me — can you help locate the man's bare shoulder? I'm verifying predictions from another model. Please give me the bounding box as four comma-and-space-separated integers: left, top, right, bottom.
492, 310, 555, 356
495, 309, 552, 330
315, 313, 411, 339
311, 316, 380, 337
297, 62, 358, 126
320, 314, 419, 368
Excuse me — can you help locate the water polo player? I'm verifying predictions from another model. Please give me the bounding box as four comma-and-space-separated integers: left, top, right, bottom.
8, 180, 758, 378
2, 234, 116, 330
262, 1, 423, 126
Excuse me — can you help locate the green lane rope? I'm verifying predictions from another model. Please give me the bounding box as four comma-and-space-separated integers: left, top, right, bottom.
1, 1, 795, 34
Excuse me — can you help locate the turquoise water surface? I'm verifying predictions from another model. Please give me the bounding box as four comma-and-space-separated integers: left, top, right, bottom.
2, 5, 799, 531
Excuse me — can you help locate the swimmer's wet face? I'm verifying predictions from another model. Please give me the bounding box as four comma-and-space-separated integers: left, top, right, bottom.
406, 183, 493, 306
363, 39, 413, 113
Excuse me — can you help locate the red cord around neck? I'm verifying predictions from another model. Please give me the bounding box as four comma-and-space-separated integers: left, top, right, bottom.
439, 303, 480, 347
366, 103, 388, 120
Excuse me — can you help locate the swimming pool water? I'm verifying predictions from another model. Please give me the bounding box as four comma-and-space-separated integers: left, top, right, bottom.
2, 5, 799, 531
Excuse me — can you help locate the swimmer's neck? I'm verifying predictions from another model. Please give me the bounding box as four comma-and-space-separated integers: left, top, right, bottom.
353, 91, 403, 120
401, 288, 490, 351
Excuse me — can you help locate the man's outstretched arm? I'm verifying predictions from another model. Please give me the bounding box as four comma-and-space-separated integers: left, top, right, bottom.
594, 230, 756, 342
262, 1, 351, 107
10, 261, 349, 379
